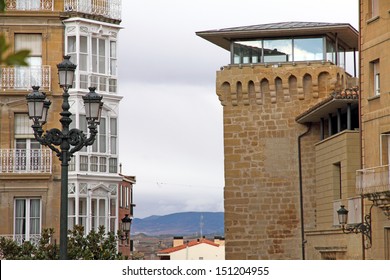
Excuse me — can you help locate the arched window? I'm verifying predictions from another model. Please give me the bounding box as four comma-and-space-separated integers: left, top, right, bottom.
303, 74, 312, 98
260, 78, 270, 102
289, 75, 298, 98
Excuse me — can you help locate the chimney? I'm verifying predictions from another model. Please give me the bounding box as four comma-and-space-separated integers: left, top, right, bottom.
173, 236, 184, 247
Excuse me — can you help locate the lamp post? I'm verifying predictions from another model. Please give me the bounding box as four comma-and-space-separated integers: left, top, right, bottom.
120, 214, 132, 243
336, 205, 372, 249
26, 55, 103, 260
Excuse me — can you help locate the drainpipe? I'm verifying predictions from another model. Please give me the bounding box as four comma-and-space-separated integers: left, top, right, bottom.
358, 0, 365, 261
298, 123, 311, 260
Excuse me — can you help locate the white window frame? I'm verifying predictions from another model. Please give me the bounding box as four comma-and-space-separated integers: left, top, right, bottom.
110, 117, 117, 154
93, 117, 107, 153
14, 198, 42, 242
372, 60, 380, 96
64, 23, 118, 93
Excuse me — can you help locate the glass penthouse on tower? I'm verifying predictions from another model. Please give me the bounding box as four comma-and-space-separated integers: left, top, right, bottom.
203, 22, 357, 74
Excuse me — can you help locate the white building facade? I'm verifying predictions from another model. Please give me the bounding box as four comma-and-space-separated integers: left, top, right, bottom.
64, 17, 123, 234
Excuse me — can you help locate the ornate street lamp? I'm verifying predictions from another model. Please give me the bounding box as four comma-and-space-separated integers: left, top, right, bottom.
26, 55, 103, 260
336, 205, 372, 249
120, 214, 132, 243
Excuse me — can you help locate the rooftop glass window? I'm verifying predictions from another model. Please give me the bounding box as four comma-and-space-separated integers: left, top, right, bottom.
263, 39, 292, 63
293, 38, 323, 61
231, 36, 347, 68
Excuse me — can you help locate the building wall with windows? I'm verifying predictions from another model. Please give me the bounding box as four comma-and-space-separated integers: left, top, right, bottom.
359, 0, 390, 260
197, 22, 359, 259
0, 0, 123, 246
0, 1, 64, 245
118, 174, 136, 258
305, 129, 362, 260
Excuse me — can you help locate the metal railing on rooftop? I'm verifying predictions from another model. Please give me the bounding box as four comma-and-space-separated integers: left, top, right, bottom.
64, 0, 121, 20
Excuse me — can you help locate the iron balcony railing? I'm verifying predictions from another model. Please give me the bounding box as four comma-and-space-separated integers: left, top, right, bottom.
356, 165, 390, 195
64, 0, 122, 20
5, 0, 54, 11
0, 66, 51, 91
0, 149, 52, 174
0, 234, 41, 246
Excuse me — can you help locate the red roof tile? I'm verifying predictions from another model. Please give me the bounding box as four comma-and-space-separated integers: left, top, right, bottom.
158, 239, 220, 255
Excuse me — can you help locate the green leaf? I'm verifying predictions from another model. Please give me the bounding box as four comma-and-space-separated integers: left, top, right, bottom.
5, 50, 30, 66
0, 0, 5, 12
0, 35, 7, 50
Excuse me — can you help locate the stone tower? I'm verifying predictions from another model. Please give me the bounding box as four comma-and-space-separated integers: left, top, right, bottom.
197, 22, 358, 259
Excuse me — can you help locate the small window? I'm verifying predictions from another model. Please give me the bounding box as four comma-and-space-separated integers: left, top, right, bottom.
370, 0, 379, 18
371, 60, 380, 96
80, 155, 88, 171
333, 162, 341, 200
110, 118, 117, 154
109, 158, 117, 173
90, 156, 98, 172
99, 157, 107, 172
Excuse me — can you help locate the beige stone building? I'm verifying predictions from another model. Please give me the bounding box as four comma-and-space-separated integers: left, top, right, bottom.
0, 0, 124, 246
358, 0, 390, 259
197, 22, 362, 259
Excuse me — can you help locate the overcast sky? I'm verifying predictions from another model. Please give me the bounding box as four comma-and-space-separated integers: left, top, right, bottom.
117, 0, 359, 218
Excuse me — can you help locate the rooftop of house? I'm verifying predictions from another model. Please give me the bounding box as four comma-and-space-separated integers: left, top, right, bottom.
296, 87, 359, 123
157, 238, 221, 255
196, 21, 358, 51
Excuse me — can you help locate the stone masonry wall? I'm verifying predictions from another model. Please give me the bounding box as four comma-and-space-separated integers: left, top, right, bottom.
218, 62, 347, 259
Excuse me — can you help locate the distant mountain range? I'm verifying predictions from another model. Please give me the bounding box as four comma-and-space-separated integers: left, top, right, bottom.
131, 212, 224, 236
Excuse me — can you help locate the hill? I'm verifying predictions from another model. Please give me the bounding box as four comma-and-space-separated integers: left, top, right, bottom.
131, 212, 224, 236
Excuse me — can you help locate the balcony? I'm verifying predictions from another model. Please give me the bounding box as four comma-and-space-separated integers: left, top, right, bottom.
0, 149, 52, 174
356, 165, 390, 195
0, 66, 51, 91
64, 0, 121, 21
5, 0, 54, 11
356, 165, 390, 218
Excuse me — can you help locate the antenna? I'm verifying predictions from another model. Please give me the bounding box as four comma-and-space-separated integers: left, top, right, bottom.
200, 214, 204, 238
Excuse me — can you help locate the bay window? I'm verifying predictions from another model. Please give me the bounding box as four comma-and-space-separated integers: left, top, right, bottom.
68, 183, 117, 234
70, 115, 117, 173
65, 27, 118, 93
